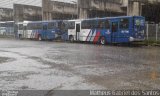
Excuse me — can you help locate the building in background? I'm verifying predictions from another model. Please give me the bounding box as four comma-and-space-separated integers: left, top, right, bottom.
0, 8, 13, 21
13, 4, 42, 23
142, 0, 160, 23
42, 0, 77, 20
78, 0, 126, 19
0, 0, 159, 23
42, 0, 127, 20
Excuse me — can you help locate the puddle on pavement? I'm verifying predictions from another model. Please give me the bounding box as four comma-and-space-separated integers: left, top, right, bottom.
0, 57, 15, 64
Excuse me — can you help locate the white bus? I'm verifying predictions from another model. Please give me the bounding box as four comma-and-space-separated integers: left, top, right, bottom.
68, 19, 82, 42
17, 21, 34, 39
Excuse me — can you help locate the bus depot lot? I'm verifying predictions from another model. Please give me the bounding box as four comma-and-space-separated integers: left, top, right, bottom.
0, 39, 160, 90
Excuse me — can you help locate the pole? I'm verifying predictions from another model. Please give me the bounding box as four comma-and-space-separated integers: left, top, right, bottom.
77, 0, 79, 19
42, 0, 44, 21
146, 24, 149, 40
71, 1, 78, 19
156, 24, 158, 42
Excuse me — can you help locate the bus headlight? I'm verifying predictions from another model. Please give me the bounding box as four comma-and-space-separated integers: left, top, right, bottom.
129, 37, 134, 42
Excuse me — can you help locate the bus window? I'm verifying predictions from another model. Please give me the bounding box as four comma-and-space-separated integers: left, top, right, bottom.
112, 22, 118, 32
1, 23, 7, 27
24, 26, 27, 30
36, 23, 42, 29
89, 20, 96, 29
68, 22, 75, 29
27, 23, 33, 30
48, 22, 56, 29
134, 18, 145, 31
97, 20, 105, 29
43, 25, 47, 30
81, 20, 95, 29
135, 19, 145, 27
58, 22, 62, 28
120, 18, 129, 30
60, 22, 66, 30
18, 24, 23, 30
105, 20, 110, 29
82, 20, 88, 29
27, 23, 38, 30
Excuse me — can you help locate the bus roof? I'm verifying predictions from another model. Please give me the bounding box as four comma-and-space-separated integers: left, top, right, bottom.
71, 16, 144, 21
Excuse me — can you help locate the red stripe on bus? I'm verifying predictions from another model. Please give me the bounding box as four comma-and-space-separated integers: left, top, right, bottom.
93, 32, 101, 43
86, 29, 92, 41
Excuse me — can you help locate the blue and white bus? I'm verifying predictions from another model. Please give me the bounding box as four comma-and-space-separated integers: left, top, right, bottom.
68, 16, 145, 44
17, 20, 68, 40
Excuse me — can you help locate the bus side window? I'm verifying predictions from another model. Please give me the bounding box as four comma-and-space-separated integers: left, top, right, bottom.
60, 22, 66, 32
27, 23, 32, 30
97, 20, 105, 29
48, 22, 56, 29
81, 20, 94, 29
19, 24, 23, 30
43, 25, 47, 30
68, 22, 75, 29
112, 22, 118, 32
82, 20, 88, 29
24, 26, 27, 30
105, 20, 110, 29
120, 18, 129, 30
37, 23, 42, 30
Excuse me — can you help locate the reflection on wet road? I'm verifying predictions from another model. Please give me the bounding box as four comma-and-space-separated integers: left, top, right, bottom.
0, 39, 160, 90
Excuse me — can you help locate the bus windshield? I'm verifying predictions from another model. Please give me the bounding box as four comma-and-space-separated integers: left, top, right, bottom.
134, 18, 145, 31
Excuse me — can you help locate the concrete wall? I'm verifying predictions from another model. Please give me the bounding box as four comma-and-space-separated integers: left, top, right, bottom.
0, 8, 13, 21
142, 3, 160, 23
42, 0, 77, 20
126, 0, 160, 16
127, 1, 142, 16
14, 4, 42, 22
78, 0, 125, 19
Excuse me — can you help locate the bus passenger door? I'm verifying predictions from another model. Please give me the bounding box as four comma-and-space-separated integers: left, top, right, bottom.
76, 23, 80, 41
23, 26, 27, 38
42, 24, 47, 40
111, 21, 119, 43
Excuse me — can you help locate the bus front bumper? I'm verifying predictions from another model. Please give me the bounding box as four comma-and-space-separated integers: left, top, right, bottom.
129, 37, 145, 42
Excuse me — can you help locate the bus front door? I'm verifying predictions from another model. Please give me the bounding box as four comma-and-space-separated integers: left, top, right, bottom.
42, 24, 47, 40
76, 23, 80, 41
23, 26, 27, 38
111, 21, 119, 43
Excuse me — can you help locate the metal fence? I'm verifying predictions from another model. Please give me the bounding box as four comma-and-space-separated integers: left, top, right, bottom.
145, 24, 160, 42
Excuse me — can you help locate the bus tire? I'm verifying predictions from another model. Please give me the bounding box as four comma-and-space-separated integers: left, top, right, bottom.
100, 36, 106, 45
38, 35, 42, 41
69, 35, 74, 42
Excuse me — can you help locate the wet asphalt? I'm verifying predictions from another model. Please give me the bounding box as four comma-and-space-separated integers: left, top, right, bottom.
0, 39, 160, 90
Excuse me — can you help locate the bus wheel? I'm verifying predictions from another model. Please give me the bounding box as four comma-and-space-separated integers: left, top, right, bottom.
100, 36, 106, 45
38, 35, 42, 41
69, 36, 74, 42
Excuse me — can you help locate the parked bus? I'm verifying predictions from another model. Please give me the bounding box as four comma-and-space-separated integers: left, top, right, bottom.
0, 21, 14, 36
17, 20, 68, 40
68, 16, 145, 44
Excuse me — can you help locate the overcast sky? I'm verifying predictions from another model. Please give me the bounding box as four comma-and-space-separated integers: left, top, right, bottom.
0, 0, 77, 8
